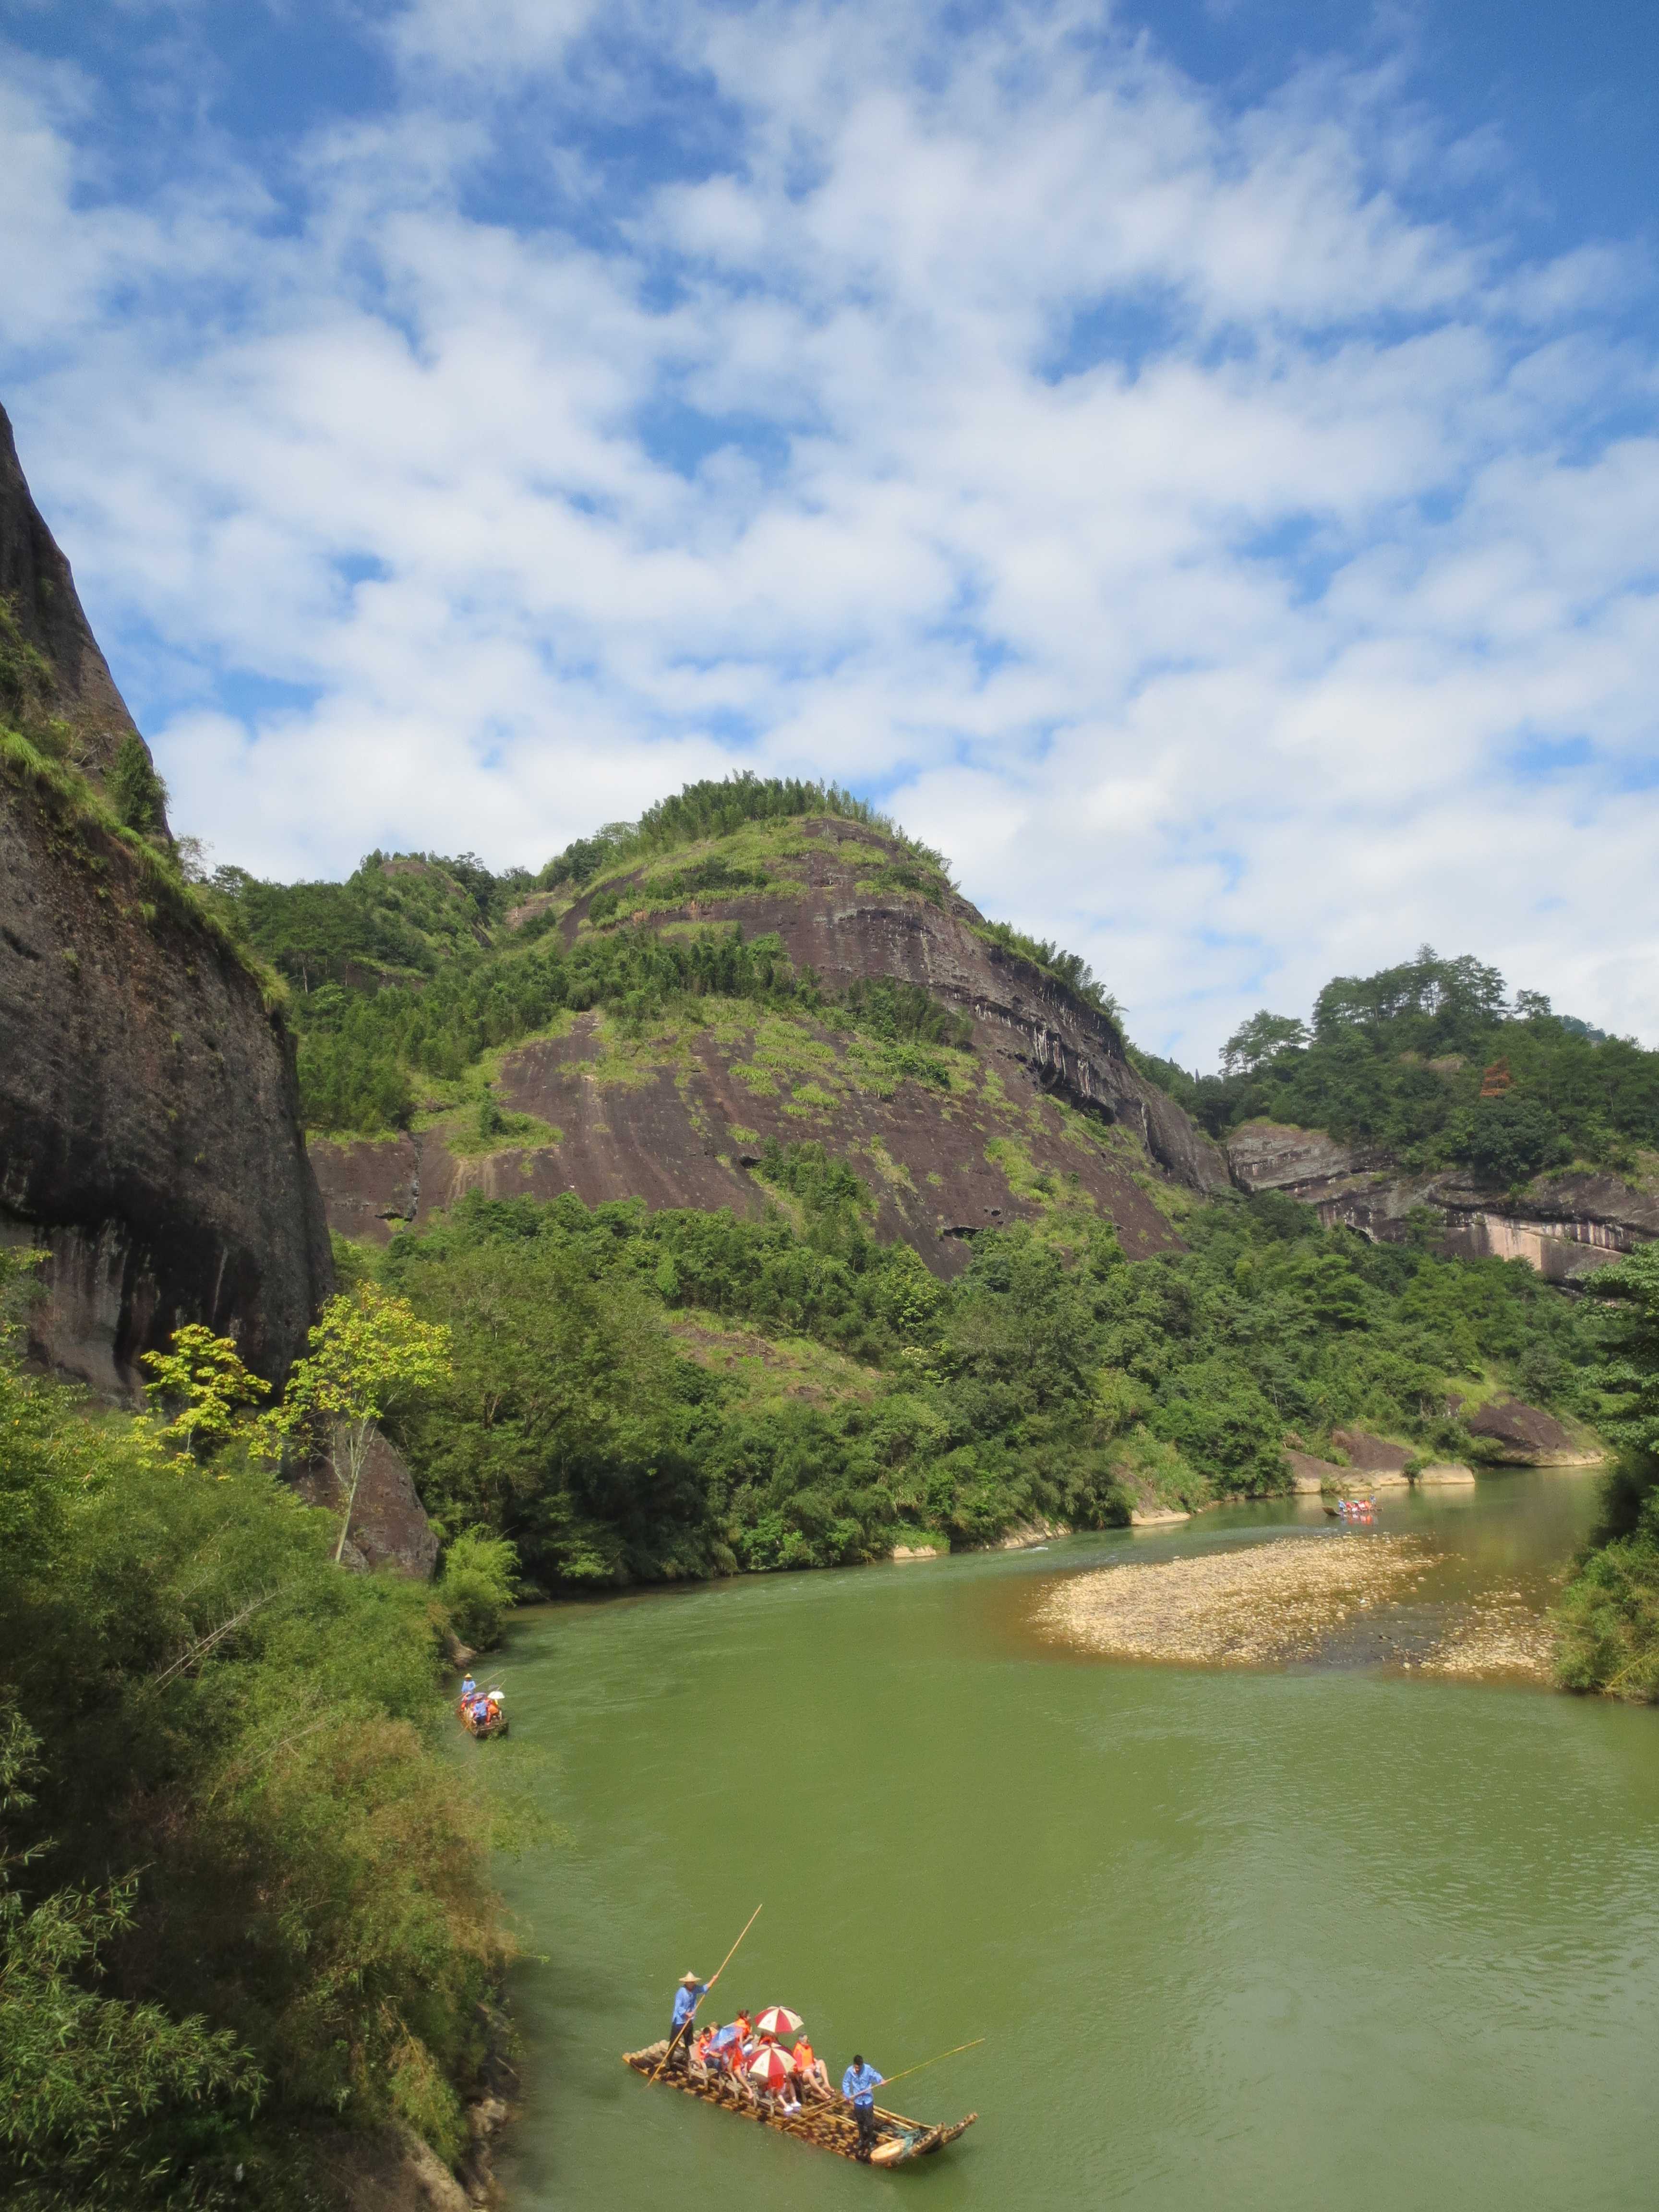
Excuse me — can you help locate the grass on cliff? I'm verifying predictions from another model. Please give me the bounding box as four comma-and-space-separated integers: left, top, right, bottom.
1, 725, 288, 1015
353, 1165, 1611, 1590
0, 1258, 516, 2210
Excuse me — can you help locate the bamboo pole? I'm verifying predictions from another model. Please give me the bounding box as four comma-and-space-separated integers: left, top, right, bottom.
840, 2037, 986, 2116
649, 1903, 763, 2083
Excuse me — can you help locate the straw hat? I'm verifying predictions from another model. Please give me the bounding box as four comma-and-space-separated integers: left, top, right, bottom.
680, 1971, 702, 1986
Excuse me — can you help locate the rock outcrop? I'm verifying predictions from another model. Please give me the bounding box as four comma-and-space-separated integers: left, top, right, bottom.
0, 406, 332, 1395
1226, 1118, 1652, 1281
1458, 1395, 1600, 1467
291, 1430, 440, 1579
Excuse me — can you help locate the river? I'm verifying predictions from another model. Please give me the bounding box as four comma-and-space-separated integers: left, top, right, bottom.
484, 1471, 1659, 2209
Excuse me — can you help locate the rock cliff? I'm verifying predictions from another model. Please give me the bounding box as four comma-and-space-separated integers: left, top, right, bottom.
1226, 1118, 1656, 1280
310, 822, 1230, 1274
0, 406, 333, 1395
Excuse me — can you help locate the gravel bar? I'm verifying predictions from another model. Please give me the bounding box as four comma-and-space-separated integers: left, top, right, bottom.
1034, 1533, 1432, 1666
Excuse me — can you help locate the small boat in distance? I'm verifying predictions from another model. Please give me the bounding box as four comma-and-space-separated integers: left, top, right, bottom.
623, 2041, 976, 2167
458, 1691, 508, 1738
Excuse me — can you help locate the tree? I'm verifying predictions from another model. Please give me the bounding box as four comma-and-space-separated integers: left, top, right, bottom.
1221, 1010, 1309, 1075
1455, 1094, 1567, 1186
1587, 1243, 1659, 1466
139, 1324, 271, 1460
262, 1286, 452, 1563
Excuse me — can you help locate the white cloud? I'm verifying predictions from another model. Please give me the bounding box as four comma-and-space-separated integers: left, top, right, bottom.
1, 0, 1657, 1060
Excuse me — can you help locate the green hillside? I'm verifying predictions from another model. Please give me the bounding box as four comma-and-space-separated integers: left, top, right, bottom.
1134, 946, 1659, 1180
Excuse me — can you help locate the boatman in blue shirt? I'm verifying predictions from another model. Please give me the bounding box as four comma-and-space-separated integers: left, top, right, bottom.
667, 1972, 707, 2073
842, 2054, 884, 2158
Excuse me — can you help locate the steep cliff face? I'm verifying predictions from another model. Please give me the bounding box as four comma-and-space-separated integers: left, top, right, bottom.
309, 820, 1228, 1273
0, 408, 332, 1395
1226, 1118, 1656, 1281
0, 404, 154, 798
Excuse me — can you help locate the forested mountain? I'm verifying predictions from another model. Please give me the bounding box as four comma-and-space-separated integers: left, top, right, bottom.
1135, 946, 1659, 1182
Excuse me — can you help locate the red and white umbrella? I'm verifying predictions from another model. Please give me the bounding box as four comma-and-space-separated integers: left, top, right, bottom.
746, 2043, 796, 2088
754, 2006, 804, 2039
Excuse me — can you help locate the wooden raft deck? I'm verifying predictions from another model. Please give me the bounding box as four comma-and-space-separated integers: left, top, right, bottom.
624, 2041, 977, 2167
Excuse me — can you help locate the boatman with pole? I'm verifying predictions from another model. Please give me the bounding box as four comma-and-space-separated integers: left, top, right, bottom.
667, 1973, 707, 2074
842, 2053, 884, 2159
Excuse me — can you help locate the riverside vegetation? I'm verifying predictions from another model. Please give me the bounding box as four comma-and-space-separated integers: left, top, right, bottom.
0, 1254, 525, 2212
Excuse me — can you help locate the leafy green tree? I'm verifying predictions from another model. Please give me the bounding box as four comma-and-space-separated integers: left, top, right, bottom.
262, 1286, 452, 1562
1455, 1094, 1569, 1186
139, 1325, 271, 1461
1221, 1010, 1310, 1075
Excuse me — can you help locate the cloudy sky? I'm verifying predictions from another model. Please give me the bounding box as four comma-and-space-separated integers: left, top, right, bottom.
3, 0, 1657, 1063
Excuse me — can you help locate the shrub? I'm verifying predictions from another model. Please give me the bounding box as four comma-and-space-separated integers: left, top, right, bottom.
108, 732, 168, 834
438, 1530, 520, 1650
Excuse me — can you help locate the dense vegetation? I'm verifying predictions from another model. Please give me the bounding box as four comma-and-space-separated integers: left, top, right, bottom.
356, 1165, 1608, 1590
0, 1256, 513, 2210
1556, 1245, 1659, 1701
1133, 947, 1659, 1182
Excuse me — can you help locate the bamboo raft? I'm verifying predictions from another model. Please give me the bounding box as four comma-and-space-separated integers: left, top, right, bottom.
458, 1704, 507, 1738
624, 2041, 976, 2167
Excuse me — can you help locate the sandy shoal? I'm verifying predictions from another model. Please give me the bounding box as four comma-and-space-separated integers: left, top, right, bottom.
1034, 1534, 1428, 1666
1419, 1591, 1557, 1681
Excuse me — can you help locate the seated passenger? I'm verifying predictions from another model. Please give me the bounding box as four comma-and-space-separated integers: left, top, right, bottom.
792, 2033, 828, 2093
775, 2073, 802, 2117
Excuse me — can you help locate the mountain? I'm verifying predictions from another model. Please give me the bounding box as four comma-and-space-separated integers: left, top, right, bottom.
0, 404, 332, 1394
216, 798, 1229, 1274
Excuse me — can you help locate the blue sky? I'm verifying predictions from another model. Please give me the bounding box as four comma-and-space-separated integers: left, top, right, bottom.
2, 0, 1657, 1062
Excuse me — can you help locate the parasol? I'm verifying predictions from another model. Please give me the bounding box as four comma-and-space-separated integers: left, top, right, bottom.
754, 2006, 804, 2038
746, 2043, 796, 2089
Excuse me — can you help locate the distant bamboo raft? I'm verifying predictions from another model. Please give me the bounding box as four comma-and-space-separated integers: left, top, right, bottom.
623, 2041, 976, 2167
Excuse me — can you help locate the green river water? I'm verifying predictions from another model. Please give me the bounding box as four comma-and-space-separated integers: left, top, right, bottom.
483, 1473, 1659, 2210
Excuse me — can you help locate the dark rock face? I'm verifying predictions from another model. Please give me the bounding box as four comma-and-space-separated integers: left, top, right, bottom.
308, 1135, 422, 1242
291, 1429, 440, 1580
1225, 1118, 1652, 1281
0, 411, 333, 1395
